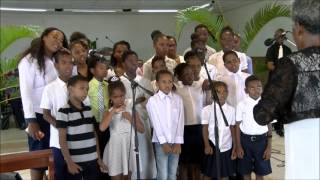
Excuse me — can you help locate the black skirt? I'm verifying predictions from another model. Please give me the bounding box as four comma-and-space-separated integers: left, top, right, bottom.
201, 141, 236, 178
179, 124, 204, 165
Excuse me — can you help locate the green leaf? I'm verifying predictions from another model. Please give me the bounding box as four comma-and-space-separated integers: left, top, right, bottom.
176, 6, 226, 49
241, 3, 291, 52
0, 57, 20, 75
0, 25, 41, 54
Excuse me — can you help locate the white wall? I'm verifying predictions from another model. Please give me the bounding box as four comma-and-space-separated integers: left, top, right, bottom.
1, 0, 296, 61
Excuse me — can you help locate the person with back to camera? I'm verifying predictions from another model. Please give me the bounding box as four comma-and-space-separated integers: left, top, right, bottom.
254, 0, 320, 179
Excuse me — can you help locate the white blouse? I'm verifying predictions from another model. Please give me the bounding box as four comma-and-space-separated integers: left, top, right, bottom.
18, 54, 57, 121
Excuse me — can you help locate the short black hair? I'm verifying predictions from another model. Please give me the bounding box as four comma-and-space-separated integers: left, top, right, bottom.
69, 39, 89, 51
184, 50, 200, 63
121, 50, 138, 63
53, 48, 72, 63
194, 24, 209, 32
174, 63, 190, 79
155, 69, 173, 81
190, 32, 200, 41
166, 35, 177, 44
245, 75, 261, 87
190, 38, 203, 49
153, 33, 167, 44
222, 50, 238, 62
213, 81, 228, 91
69, 31, 90, 44
87, 55, 107, 70
67, 75, 88, 87
151, 30, 163, 40
220, 26, 234, 39
151, 55, 165, 68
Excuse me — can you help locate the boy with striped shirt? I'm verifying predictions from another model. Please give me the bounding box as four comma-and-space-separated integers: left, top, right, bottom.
56, 75, 107, 180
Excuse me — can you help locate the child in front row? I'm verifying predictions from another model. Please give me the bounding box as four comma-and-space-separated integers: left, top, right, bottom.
56, 75, 107, 180
146, 70, 185, 180
201, 81, 237, 180
100, 77, 145, 180
236, 75, 272, 180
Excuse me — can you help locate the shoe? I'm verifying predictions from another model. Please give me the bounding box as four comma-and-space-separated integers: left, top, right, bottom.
276, 130, 284, 137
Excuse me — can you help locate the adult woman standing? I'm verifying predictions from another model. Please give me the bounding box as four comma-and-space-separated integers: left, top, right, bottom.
18, 27, 68, 180
254, 0, 320, 179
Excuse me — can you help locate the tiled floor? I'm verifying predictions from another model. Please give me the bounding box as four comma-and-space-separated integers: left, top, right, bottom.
0, 128, 285, 180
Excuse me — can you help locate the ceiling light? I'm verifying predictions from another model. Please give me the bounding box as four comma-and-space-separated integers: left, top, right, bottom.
137, 9, 178, 13
66, 9, 117, 13
0, 7, 47, 12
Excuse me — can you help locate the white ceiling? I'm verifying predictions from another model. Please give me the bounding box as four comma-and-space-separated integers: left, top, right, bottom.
0, 0, 267, 13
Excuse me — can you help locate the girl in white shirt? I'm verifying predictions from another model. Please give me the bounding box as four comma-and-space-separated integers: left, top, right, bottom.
202, 81, 237, 180
18, 27, 68, 180
174, 63, 204, 180
146, 70, 184, 180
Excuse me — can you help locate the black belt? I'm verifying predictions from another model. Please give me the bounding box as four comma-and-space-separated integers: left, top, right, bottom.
241, 132, 267, 142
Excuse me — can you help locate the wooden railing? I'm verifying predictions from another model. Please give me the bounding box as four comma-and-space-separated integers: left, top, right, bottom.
0, 149, 54, 180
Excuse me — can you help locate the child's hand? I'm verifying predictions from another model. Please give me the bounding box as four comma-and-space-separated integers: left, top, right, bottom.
231, 147, 237, 160
135, 96, 146, 105
113, 104, 126, 113
204, 145, 213, 155
172, 144, 181, 154
122, 112, 131, 121
66, 160, 82, 175
237, 146, 244, 159
97, 158, 108, 173
162, 143, 172, 154
263, 145, 271, 160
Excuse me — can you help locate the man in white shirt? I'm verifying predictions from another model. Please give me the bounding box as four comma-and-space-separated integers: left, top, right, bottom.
183, 24, 216, 57
208, 26, 248, 75
143, 33, 177, 81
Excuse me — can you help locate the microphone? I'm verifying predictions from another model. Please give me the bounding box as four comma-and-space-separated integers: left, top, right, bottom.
264, 31, 288, 46
105, 35, 115, 44
89, 50, 107, 60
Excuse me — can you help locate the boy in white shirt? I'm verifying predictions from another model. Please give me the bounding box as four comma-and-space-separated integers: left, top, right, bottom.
40, 48, 74, 180
216, 50, 250, 107
202, 81, 237, 180
236, 75, 272, 180
208, 26, 248, 75
146, 70, 184, 180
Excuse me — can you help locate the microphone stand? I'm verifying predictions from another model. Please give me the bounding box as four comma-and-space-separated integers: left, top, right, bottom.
122, 74, 154, 180
203, 60, 229, 180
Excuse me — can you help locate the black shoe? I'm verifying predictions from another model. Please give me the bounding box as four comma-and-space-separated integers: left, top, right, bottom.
276, 130, 284, 137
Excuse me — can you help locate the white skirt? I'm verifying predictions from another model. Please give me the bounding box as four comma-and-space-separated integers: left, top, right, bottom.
103, 132, 136, 176
284, 118, 319, 179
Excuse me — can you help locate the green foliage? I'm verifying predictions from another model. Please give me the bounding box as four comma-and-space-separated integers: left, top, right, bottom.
241, 3, 291, 51
0, 25, 40, 53
0, 25, 41, 104
176, 6, 226, 50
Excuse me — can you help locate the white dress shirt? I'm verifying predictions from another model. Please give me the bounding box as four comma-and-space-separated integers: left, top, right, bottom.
146, 91, 184, 144
40, 77, 68, 148
208, 50, 248, 75
202, 103, 235, 152
18, 54, 57, 121
236, 96, 268, 135
216, 70, 250, 108
143, 55, 177, 81
200, 63, 218, 80
183, 45, 216, 57
175, 81, 204, 125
